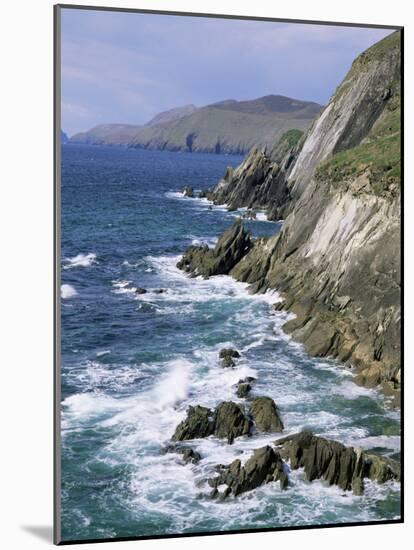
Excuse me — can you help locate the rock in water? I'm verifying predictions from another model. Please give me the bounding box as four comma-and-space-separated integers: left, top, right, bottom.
135, 287, 147, 294
172, 401, 252, 443
165, 444, 202, 464
213, 401, 252, 443
208, 445, 287, 498
172, 405, 214, 441
219, 348, 240, 368
274, 431, 400, 495
182, 186, 194, 197
249, 396, 284, 432
177, 220, 252, 278
236, 382, 251, 398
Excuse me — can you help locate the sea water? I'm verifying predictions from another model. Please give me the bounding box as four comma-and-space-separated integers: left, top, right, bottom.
60, 145, 400, 541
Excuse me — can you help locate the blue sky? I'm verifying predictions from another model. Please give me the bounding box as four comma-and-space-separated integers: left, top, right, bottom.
61, 8, 393, 136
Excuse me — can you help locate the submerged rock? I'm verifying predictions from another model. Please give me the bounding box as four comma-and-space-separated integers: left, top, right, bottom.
208, 445, 287, 498
219, 348, 240, 368
165, 444, 202, 464
172, 401, 252, 443
135, 287, 147, 294
249, 396, 284, 432
274, 431, 400, 495
177, 220, 252, 278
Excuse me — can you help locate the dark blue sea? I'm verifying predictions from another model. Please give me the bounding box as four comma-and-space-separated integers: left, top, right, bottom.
60, 145, 400, 542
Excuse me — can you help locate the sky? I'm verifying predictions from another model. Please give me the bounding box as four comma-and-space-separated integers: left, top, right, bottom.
60, 8, 394, 136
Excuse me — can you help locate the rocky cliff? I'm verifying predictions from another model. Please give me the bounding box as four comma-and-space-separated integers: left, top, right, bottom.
181, 31, 402, 406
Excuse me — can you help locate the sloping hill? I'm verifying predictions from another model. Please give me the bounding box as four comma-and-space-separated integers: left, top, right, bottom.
70, 95, 322, 154
70, 123, 142, 146
145, 104, 198, 127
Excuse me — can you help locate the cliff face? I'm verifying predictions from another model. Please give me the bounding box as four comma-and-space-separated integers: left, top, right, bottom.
207, 129, 304, 219
185, 32, 402, 405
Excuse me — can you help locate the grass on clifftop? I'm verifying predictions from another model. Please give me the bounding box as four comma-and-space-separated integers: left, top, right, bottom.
316, 132, 400, 195
316, 77, 401, 197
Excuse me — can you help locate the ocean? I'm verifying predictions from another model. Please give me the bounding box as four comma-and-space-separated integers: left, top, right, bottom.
60, 144, 400, 541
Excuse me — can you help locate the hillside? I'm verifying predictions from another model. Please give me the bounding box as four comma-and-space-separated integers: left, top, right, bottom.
144, 104, 198, 126
70, 95, 322, 154
70, 123, 142, 146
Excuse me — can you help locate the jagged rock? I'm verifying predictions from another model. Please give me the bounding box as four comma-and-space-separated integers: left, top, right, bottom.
135, 287, 147, 294
219, 348, 240, 368
165, 444, 202, 464
274, 431, 400, 495
208, 445, 287, 498
249, 396, 284, 433
172, 405, 214, 441
207, 142, 297, 219
364, 452, 400, 484
182, 186, 194, 197
236, 383, 251, 398
180, 447, 202, 464
172, 401, 252, 443
213, 401, 252, 443
177, 220, 252, 278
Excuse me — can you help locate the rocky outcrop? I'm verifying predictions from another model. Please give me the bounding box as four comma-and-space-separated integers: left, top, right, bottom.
206, 128, 304, 220
199, 32, 402, 405
249, 396, 284, 433
213, 402, 252, 443
182, 186, 194, 198
236, 382, 252, 398
208, 446, 287, 498
219, 348, 240, 368
204, 431, 399, 499
274, 431, 400, 496
177, 220, 252, 278
172, 401, 252, 443
165, 444, 202, 464
172, 405, 214, 441
172, 396, 284, 443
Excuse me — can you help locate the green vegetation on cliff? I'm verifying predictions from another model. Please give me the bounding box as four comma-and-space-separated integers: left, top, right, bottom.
316, 75, 401, 195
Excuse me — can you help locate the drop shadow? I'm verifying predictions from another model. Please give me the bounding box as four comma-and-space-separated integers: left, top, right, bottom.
21, 525, 54, 543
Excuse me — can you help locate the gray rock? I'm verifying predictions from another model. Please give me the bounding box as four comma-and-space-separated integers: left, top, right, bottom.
208, 445, 287, 498
236, 383, 251, 398
182, 186, 194, 197
213, 401, 252, 443
172, 401, 252, 443
165, 444, 202, 464
172, 405, 214, 441
249, 396, 284, 432
274, 431, 400, 495
177, 220, 252, 278
219, 348, 240, 368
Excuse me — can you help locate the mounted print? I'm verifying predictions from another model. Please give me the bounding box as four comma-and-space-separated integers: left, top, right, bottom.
54, 4, 403, 545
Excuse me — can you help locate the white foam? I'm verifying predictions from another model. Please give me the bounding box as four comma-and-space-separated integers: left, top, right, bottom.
96, 350, 111, 357
61, 284, 77, 299
63, 252, 96, 269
